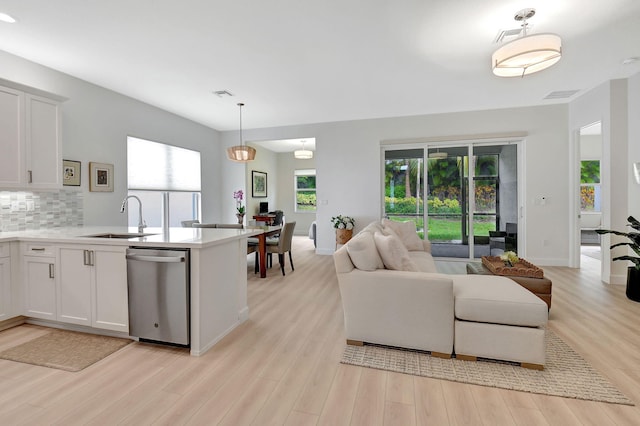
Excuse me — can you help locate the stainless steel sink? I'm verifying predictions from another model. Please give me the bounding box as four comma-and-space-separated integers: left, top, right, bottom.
81, 232, 157, 239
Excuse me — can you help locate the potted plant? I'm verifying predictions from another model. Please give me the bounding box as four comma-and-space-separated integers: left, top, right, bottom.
331, 215, 355, 244
233, 190, 245, 224
596, 216, 640, 302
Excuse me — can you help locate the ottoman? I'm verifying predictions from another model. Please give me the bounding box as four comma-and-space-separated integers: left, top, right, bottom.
451, 275, 549, 369
466, 262, 552, 309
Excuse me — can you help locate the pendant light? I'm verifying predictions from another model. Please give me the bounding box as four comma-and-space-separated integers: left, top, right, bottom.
294, 140, 313, 159
226, 103, 256, 162
492, 8, 562, 78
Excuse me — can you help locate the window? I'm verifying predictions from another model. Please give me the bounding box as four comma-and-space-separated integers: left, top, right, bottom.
295, 169, 316, 212
127, 137, 201, 228
580, 160, 601, 212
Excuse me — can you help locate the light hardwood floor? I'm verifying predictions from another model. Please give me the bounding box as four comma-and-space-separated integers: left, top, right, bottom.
0, 237, 639, 425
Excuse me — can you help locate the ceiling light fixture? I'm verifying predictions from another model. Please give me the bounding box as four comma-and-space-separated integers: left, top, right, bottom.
294, 140, 313, 159
492, 8, 562, 78
0, 12, 16, 23
428, 149, 447, 159
226, 103, 256, 162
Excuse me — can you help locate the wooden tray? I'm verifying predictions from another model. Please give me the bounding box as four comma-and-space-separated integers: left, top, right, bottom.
481, 256, 544, 278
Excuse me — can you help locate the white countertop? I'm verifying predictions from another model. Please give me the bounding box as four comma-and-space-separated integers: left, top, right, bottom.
0, 226, 263, 248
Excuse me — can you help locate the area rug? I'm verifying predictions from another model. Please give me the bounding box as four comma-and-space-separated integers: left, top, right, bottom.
341, 330, 633, 405
0, 329, 132, 372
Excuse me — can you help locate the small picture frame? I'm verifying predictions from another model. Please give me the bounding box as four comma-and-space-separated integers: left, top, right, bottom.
62, 160, 81, 186
252, 170, 267, 198
89, 162, 114, 192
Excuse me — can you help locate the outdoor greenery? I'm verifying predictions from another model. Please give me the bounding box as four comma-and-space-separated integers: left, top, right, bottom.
384, 154, 500, 242
580, 160, 600, 211
296, 174, 316, 211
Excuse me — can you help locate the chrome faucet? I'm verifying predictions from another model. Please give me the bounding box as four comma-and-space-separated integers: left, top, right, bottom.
120, 195, 147, 233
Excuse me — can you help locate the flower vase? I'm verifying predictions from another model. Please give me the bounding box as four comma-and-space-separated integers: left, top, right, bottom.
236, 213, 245, 225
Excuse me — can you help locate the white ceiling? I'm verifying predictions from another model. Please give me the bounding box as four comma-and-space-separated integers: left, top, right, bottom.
0, 0, 639, 132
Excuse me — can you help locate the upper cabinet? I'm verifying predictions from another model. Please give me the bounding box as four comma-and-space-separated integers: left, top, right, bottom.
0, 85, 62, 189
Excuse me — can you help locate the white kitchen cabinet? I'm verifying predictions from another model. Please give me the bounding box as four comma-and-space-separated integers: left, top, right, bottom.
58, 245, 129, 332
0, 85, 62, 189
58, 246, 92, 326
23, 254, 57, 321
25, 94, 62, 188
0, 243, 12, 321
0, 86, 23, 187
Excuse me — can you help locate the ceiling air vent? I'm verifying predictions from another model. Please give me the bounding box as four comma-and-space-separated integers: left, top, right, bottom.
494, 28, 524, 44
213, 90, 234, 98
544, 90, 580, 100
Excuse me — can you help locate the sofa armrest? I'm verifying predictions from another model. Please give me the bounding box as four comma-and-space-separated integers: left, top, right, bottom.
336, 269, 454, 354
422, 238, 432, 253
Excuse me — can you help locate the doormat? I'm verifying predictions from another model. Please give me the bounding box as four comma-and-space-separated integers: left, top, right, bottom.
341, 330, 633, 405
0, 329, 132, 372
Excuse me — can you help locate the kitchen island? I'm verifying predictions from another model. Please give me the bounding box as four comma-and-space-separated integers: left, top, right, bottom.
0, 226, 261, 356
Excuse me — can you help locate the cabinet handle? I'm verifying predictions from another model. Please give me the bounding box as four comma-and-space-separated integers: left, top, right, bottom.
31, 247, 46, 252
83, 250, 90, 265
89, 250, 95, 266
49, 263, 55, 279
28, 170, 33, 183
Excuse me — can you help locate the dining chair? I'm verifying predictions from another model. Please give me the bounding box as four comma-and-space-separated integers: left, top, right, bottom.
266, 221, 296, 276
216, 224, 243, 229
247, 241, 259, 273
181, 220, 200, 227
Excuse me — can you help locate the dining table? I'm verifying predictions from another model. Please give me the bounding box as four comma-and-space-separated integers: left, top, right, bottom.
249, 225, 282, 278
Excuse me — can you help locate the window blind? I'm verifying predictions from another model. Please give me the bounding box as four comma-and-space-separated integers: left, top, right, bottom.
127, 136, 201, 191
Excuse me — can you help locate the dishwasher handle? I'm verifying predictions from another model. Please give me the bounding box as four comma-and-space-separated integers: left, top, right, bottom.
126, 254, 186, 263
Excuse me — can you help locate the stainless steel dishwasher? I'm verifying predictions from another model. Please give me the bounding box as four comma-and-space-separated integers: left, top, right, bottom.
126, 247, 190, 346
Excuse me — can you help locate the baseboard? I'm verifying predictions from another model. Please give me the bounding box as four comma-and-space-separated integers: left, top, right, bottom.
0, 316, 26, 332
24, 318, 131, 339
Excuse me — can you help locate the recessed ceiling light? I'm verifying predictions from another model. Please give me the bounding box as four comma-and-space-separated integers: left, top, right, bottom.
622, 57, 640, 65
0, 13, 16, 23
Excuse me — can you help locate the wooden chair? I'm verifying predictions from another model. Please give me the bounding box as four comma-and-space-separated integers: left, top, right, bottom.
266, 221, 296, 276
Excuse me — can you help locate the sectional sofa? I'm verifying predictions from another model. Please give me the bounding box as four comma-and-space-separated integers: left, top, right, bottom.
333, 219, 549, 369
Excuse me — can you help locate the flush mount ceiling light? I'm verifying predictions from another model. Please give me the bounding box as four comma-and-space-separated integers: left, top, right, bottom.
428, 148, 447, 159
492, 8, 562, 78
0, 12, 16, 23
294, 140, 313, 159
226, 103, 256, 162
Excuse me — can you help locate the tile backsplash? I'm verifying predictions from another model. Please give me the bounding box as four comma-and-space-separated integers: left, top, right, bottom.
0, 190, 83, 232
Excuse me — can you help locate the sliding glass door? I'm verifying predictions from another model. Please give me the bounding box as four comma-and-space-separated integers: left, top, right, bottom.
384, 142, 519, 259
384, 149, 425, 237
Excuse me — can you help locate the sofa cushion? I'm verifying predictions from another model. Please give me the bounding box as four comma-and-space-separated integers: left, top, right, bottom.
362, 221, 384, 234
408, 251, 438, 273
374, 232, 418, 272
346, 231, 384, 271
382, 219, 424, 251
452, 275, 548, 327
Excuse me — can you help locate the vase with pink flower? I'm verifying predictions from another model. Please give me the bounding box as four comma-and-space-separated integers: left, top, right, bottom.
233, 189, 245, 225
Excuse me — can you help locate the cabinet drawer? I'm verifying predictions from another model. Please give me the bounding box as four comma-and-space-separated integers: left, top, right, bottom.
23, 243, 55, 257
0, 243, 9, 258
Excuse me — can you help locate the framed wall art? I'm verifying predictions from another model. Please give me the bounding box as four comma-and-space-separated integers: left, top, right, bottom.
62, 159, 81, 186
252, 170, 267, 198
89, 162, 114, 192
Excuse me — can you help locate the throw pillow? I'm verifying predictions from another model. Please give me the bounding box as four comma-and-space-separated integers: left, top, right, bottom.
346, 231, 384, 271
381, 218, 424, 251
373, 231, 418, 272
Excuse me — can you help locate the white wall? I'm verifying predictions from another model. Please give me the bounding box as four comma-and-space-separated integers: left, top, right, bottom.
0, 50, 222, 226
276, 153, 316, 236
225, 104, 570, 265
569, 78, 633, 283
628, 72, 640, 221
